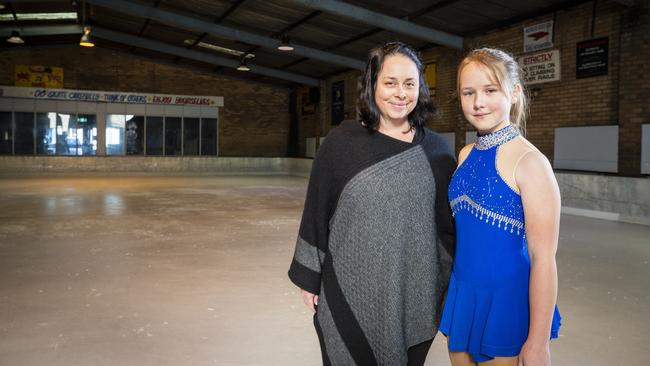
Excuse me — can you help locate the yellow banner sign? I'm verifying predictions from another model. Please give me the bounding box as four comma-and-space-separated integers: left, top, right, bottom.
15, 65, 64, 88
425, 63, 436, 97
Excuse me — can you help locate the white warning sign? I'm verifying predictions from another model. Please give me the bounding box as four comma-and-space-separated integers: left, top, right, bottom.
517, 50, 561, 85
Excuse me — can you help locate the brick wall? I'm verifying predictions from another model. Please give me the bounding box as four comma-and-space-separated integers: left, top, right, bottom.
4, 1, 643, 167
0, 46, 291, 157
304, 0, 649, 176
618, 2, 650, 175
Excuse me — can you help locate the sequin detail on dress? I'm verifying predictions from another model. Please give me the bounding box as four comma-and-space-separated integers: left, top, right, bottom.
474, 124, 520, 150
449, 124, 524, 236
450, 194, 524, 235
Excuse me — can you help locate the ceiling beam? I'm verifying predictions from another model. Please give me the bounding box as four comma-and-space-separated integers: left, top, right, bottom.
82, 0, 365, 70
131, 0, 162, 54
414, 0, 463, 17
463, 0, 594, 37
238, 10, 323, 64
181, 0, 248, 63
92, 27, 320, 86
279, 1, 461, 71
275, 10, 322, 37
289, 0, 463, 49
186, 0, 248, 49
215, 0, 248, 23
0, 24, 82, 36
0, 25, 320, 86
611, 0, 636, 6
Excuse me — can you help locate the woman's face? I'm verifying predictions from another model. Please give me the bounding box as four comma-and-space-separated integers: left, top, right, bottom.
374, 54, 419, 127
459, 62, 515, 134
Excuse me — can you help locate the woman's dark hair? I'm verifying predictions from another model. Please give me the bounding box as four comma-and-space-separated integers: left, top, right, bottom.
357, 41, 436, 130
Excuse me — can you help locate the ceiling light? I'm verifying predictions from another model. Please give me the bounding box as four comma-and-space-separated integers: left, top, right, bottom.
277, 36, 294, 51
79, 26, 94, 47
236, 58, 250, 72
0, 12, 78, 21
184, 39, 255, 59
7, 30, 24, 44
0, 4, 5, 10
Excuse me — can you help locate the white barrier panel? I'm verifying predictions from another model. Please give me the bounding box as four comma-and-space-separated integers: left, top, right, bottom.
305, 137, 316, 158
642, 124, 650, 175
305, 137, 327, 158
554, 125, 618, 173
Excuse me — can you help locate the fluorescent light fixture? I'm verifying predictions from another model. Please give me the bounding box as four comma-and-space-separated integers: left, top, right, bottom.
184, 39, 254, 59
0, 12, 78, 21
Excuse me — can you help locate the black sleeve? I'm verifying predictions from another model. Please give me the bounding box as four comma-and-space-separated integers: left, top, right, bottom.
425, 133, 457, 264
287, 140, 333, 295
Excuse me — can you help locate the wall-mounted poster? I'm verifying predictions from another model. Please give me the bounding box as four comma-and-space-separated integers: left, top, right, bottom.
524, 21, 554, 53
331, 80, 344, 125
15, 65, 64, 88
425, 63, 436, 97
576, 37, 608, 79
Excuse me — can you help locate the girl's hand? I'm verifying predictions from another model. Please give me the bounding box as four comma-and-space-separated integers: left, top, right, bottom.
301, 289, 319, 313
518, 340, 551, 366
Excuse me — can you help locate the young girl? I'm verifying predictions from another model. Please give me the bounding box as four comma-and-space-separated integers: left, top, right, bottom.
439, 48, 562, 366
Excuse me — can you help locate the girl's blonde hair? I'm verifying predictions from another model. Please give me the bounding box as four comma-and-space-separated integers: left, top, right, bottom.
457, 48, 528, 134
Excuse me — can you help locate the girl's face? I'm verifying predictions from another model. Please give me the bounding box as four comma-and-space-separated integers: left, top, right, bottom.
374, 54, 419, 127
459, 61, 517, 134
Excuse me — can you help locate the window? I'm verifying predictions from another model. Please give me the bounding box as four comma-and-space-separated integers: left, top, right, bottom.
126, 115, 144, 155
0, 98, 220, 157
56, 113, 75, 155
0, 112, 12, 155
183, 117, 200, 155
38, 113, 98, 156
106, 114, 125, 155
201, 118, 217, 156
75, 114, 97, 155
146, 116, 163, 155
14, 112, 34, 155
36, 112, 56, 155
165, 117, 182, 156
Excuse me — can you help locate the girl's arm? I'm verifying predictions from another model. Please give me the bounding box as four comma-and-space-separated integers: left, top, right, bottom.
515, 150, 561, 366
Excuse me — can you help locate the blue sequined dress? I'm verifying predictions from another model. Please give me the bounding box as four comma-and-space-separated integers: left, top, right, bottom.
439, 125, 561, 362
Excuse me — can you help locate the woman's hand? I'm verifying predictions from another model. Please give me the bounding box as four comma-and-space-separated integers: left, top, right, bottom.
518, 339, 551, 366
301, 289, 319, 313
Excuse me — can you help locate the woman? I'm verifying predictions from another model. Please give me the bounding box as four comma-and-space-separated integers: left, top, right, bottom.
439, 48, 562, 366
288, 42, 456, 366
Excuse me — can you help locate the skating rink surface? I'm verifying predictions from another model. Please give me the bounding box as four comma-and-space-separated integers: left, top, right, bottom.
0, 176, 648, 366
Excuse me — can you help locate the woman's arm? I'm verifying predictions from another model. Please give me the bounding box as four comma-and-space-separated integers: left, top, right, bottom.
515, 150, 561, 366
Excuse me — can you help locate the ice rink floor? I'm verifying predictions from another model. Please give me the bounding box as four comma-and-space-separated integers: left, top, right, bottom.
0, 176, 648, 366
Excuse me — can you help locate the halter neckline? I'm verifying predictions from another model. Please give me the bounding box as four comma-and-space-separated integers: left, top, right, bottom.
475, 124, 520, 150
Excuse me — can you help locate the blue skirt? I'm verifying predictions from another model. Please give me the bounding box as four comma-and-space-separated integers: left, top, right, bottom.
439, 273, 562, 362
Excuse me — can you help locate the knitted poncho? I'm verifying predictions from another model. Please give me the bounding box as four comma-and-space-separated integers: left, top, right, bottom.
289, 120, 456, 365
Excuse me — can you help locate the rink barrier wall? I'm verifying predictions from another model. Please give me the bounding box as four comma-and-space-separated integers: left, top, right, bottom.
0, 156, 648, 225
0, 156, 312, 178
555, 172, 650, 226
